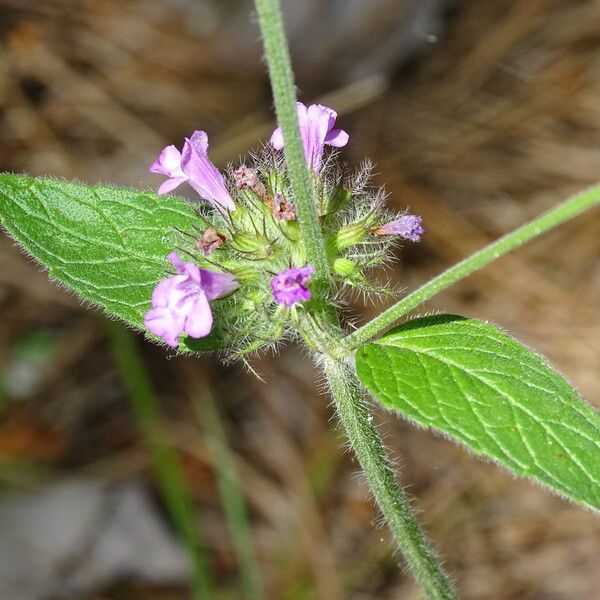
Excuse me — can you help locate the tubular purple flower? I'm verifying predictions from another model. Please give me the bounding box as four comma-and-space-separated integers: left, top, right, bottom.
271, 265, 315, 307
270, 103, 349, 172
374, 214, 425, 242
144, 253, 239, 347
149, 131, 236, 212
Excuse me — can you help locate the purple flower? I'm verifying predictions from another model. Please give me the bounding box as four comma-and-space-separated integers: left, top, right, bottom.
271, 265, 315, 307
144, 253, 239, 347
150, 131, 235, 212
374, 215, 425, 242
270, 103, 349, 172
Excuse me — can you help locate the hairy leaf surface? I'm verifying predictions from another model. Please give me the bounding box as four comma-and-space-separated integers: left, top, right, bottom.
356, 315, 600, 510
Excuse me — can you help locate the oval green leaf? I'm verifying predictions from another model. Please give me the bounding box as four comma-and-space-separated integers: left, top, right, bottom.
356, 314, 600, 510
0, 174, 224, 351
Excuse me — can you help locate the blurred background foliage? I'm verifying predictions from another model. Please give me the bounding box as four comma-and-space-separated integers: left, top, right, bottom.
0, 0, 599, 598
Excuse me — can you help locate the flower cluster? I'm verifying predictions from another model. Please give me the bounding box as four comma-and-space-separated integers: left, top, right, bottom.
145, 102, 424, 352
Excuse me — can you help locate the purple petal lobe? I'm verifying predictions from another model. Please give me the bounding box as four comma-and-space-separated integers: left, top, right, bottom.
183, 292, 213, 338
188, 130, 209, 155
271, 265, 315, 308
149, 145, 184, 176
151, 276, 178, 307
168, 252, 185, 273
324, 128, 349, 148
144, 306, 185, 348
269, 127, 285, 150
157, 176, 187, 195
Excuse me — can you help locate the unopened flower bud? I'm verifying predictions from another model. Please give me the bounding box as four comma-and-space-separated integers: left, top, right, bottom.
333, 257, 359, 278
231, 231, 273, 258
333, 257, 370, 288
335, 217, 374, 250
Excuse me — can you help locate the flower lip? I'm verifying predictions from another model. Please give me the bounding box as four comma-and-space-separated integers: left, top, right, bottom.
269, 102, 349, 173
271, 265, 315, 307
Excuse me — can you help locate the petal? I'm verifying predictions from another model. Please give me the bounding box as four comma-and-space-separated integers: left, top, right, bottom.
157, 176, 187, 195
309, 104, 336, 126
182, 143, 235, 211
183, 291, 213, 338
199, 269, 239, 301
167, 253, 185, 274
297, 265, 315, 283
151, 276, 177, 307
269, 127, 284, 149
144, 306, 184, 347
296, 102, 309, 125
149, 145, 183, 175
181, 262, 203, 285
304, 104, 335, 171
324, 128, 349, 148
188, 130, 209, 155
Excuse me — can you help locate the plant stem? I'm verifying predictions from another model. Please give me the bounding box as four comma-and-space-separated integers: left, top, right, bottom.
254, 1, 456, 596
254, 0, 330, 290
105, 322, 213, 600
191, 384, 264, 600
321, 355, 456, 600
344, 183, 600, 350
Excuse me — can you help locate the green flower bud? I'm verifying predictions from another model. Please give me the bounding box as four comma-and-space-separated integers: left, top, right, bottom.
333, 257, 359, 277
231, 264, 263, 285
335, 213, 378, 251
231, 231, 273, 258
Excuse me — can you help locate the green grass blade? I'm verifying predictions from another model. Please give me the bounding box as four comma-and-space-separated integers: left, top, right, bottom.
105, 321, 214, 599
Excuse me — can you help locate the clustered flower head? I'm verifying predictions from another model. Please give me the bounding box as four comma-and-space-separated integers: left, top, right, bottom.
145, 102, 424, 353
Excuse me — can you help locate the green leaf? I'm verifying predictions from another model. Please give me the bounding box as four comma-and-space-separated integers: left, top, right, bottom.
356, 314, 600, 510
0, 174, 224, 351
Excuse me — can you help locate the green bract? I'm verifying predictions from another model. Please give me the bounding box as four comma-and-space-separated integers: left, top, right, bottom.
356, 315, 600, 510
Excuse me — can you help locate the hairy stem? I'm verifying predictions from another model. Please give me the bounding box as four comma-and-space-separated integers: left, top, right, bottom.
322, 355, 457, 599
254, 0, 330, 290
344, 183, 600, 349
